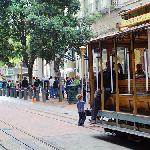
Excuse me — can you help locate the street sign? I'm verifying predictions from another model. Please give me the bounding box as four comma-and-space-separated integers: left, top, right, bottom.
7, 68, 14, 76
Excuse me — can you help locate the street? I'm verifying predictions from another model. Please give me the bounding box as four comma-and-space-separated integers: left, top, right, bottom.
0, 97, 149, 150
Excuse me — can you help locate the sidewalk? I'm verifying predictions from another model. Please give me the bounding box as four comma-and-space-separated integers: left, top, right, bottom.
41, 98, 77, 111
38, 98, 90, 112
0, 94, 90, 114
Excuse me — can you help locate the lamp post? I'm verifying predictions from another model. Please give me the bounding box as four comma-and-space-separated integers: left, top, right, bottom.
20, 61, 23, 81
4, 64, 7, 77
80, 46, 86, 96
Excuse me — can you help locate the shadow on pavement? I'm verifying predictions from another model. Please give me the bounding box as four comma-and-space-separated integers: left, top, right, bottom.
92, 134, 150, 150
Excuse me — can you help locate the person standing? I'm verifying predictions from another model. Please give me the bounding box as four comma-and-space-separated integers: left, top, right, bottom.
21, 77, 29, 98
32, 78, 40, 101
53, 77, 59, 98
49, 76, 54, 98
73, 76, 80, 87
62, 80, 65, 98
76, 94, 86, 126
65, 77, 72, 99
21, 77, 29, 88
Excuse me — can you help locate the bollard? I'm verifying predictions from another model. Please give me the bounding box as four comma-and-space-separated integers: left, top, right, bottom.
14, 88, 17, 98
24, 88, 28, 100
32, 88, 36, 102
2, 88, 6, 96
36, 90, 40, 101
42, 89, 46, 102
0, 89, 2, 96
21, 89, 24, 99
10, 88, 14, 97
29, 88, 33, 99
16, 89, 19, 97
19, 89, 23, 99
6, 88, 10, 97
45, 90, 49, 100
12, 88, 15, 97
10, 88, 12, 97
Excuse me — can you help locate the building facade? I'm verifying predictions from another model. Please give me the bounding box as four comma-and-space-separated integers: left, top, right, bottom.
79, 0, 149, 38
78, 0, 150, 72
33, 58, 56, 80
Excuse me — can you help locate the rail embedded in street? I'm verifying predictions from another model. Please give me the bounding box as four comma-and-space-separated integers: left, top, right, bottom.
0, 119, 64, 150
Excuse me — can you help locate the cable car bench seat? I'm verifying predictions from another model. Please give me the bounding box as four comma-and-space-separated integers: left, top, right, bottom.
119, 79, 150, 94
106, 94, 150, 114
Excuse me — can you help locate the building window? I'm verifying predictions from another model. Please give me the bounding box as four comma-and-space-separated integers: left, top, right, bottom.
111, 0, 119, 7
96, 0, 101, 11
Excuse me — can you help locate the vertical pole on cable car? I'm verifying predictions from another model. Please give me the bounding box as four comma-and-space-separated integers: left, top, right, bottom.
131, 32, 137, 114
144, 49, 148, 92
99, 41, 104, 111
113, 37, 119, 112
127, 51, 131, 93
84, 46, 88, 103
96, 54, 99, 91
86, 45, 89, 104
110, 55, 114, 93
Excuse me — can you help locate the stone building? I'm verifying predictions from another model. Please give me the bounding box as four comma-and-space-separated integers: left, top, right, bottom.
33, 58, 56, 80
79, 0, 149, 38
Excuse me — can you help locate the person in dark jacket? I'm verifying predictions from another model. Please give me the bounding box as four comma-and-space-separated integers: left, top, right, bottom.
90, 61, 116, 123
21, 77, 29, 88
32, 78, 40, 100
33, 79, 39, 88
65, 77, 72, 99
53, 77, 59, 98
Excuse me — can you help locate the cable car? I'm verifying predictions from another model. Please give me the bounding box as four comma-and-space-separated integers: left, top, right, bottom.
88, 4, 150, 139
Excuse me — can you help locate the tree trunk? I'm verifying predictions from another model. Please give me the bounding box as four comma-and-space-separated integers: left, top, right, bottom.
59, 71, 63, 102
54, 57, 63, 102
28, 66, 33, 85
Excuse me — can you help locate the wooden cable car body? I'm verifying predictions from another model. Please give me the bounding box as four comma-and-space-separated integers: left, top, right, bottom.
88, 4, 150, 139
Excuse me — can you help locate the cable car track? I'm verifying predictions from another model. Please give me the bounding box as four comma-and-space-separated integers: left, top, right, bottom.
5, 104, 103, 133
0, 143, 8, 150
0, 120, 64, 150
0, 101, 105, 150
0, 128, 35, 150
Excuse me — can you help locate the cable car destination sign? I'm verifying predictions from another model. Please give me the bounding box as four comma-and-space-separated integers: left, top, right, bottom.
120, 12, 150, 28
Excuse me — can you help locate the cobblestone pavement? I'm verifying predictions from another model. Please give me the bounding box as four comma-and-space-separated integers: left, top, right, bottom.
0, 96, 149, 150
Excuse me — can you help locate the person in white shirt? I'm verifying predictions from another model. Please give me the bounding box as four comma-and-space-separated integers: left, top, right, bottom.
49, 76, 54, 98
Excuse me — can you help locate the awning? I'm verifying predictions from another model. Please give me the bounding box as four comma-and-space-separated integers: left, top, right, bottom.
90, 23, 150, 42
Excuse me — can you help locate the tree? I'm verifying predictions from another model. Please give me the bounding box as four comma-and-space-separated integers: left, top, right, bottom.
0, 0, 15, 66
1, 0, 92, 86
30, 2, 92, 74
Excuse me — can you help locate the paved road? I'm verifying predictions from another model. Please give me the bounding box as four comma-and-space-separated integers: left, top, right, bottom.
0, 96, 149, 150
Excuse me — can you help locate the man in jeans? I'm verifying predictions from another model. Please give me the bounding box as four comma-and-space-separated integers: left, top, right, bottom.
49, 76, 54, 98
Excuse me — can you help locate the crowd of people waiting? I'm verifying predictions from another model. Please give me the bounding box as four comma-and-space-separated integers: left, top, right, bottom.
49, 75, 86, 101
0, 75, 86, 101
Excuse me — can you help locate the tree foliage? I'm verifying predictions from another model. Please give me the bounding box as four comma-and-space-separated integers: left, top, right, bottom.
0, 0, 15, 66
0, 0, 92, 82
